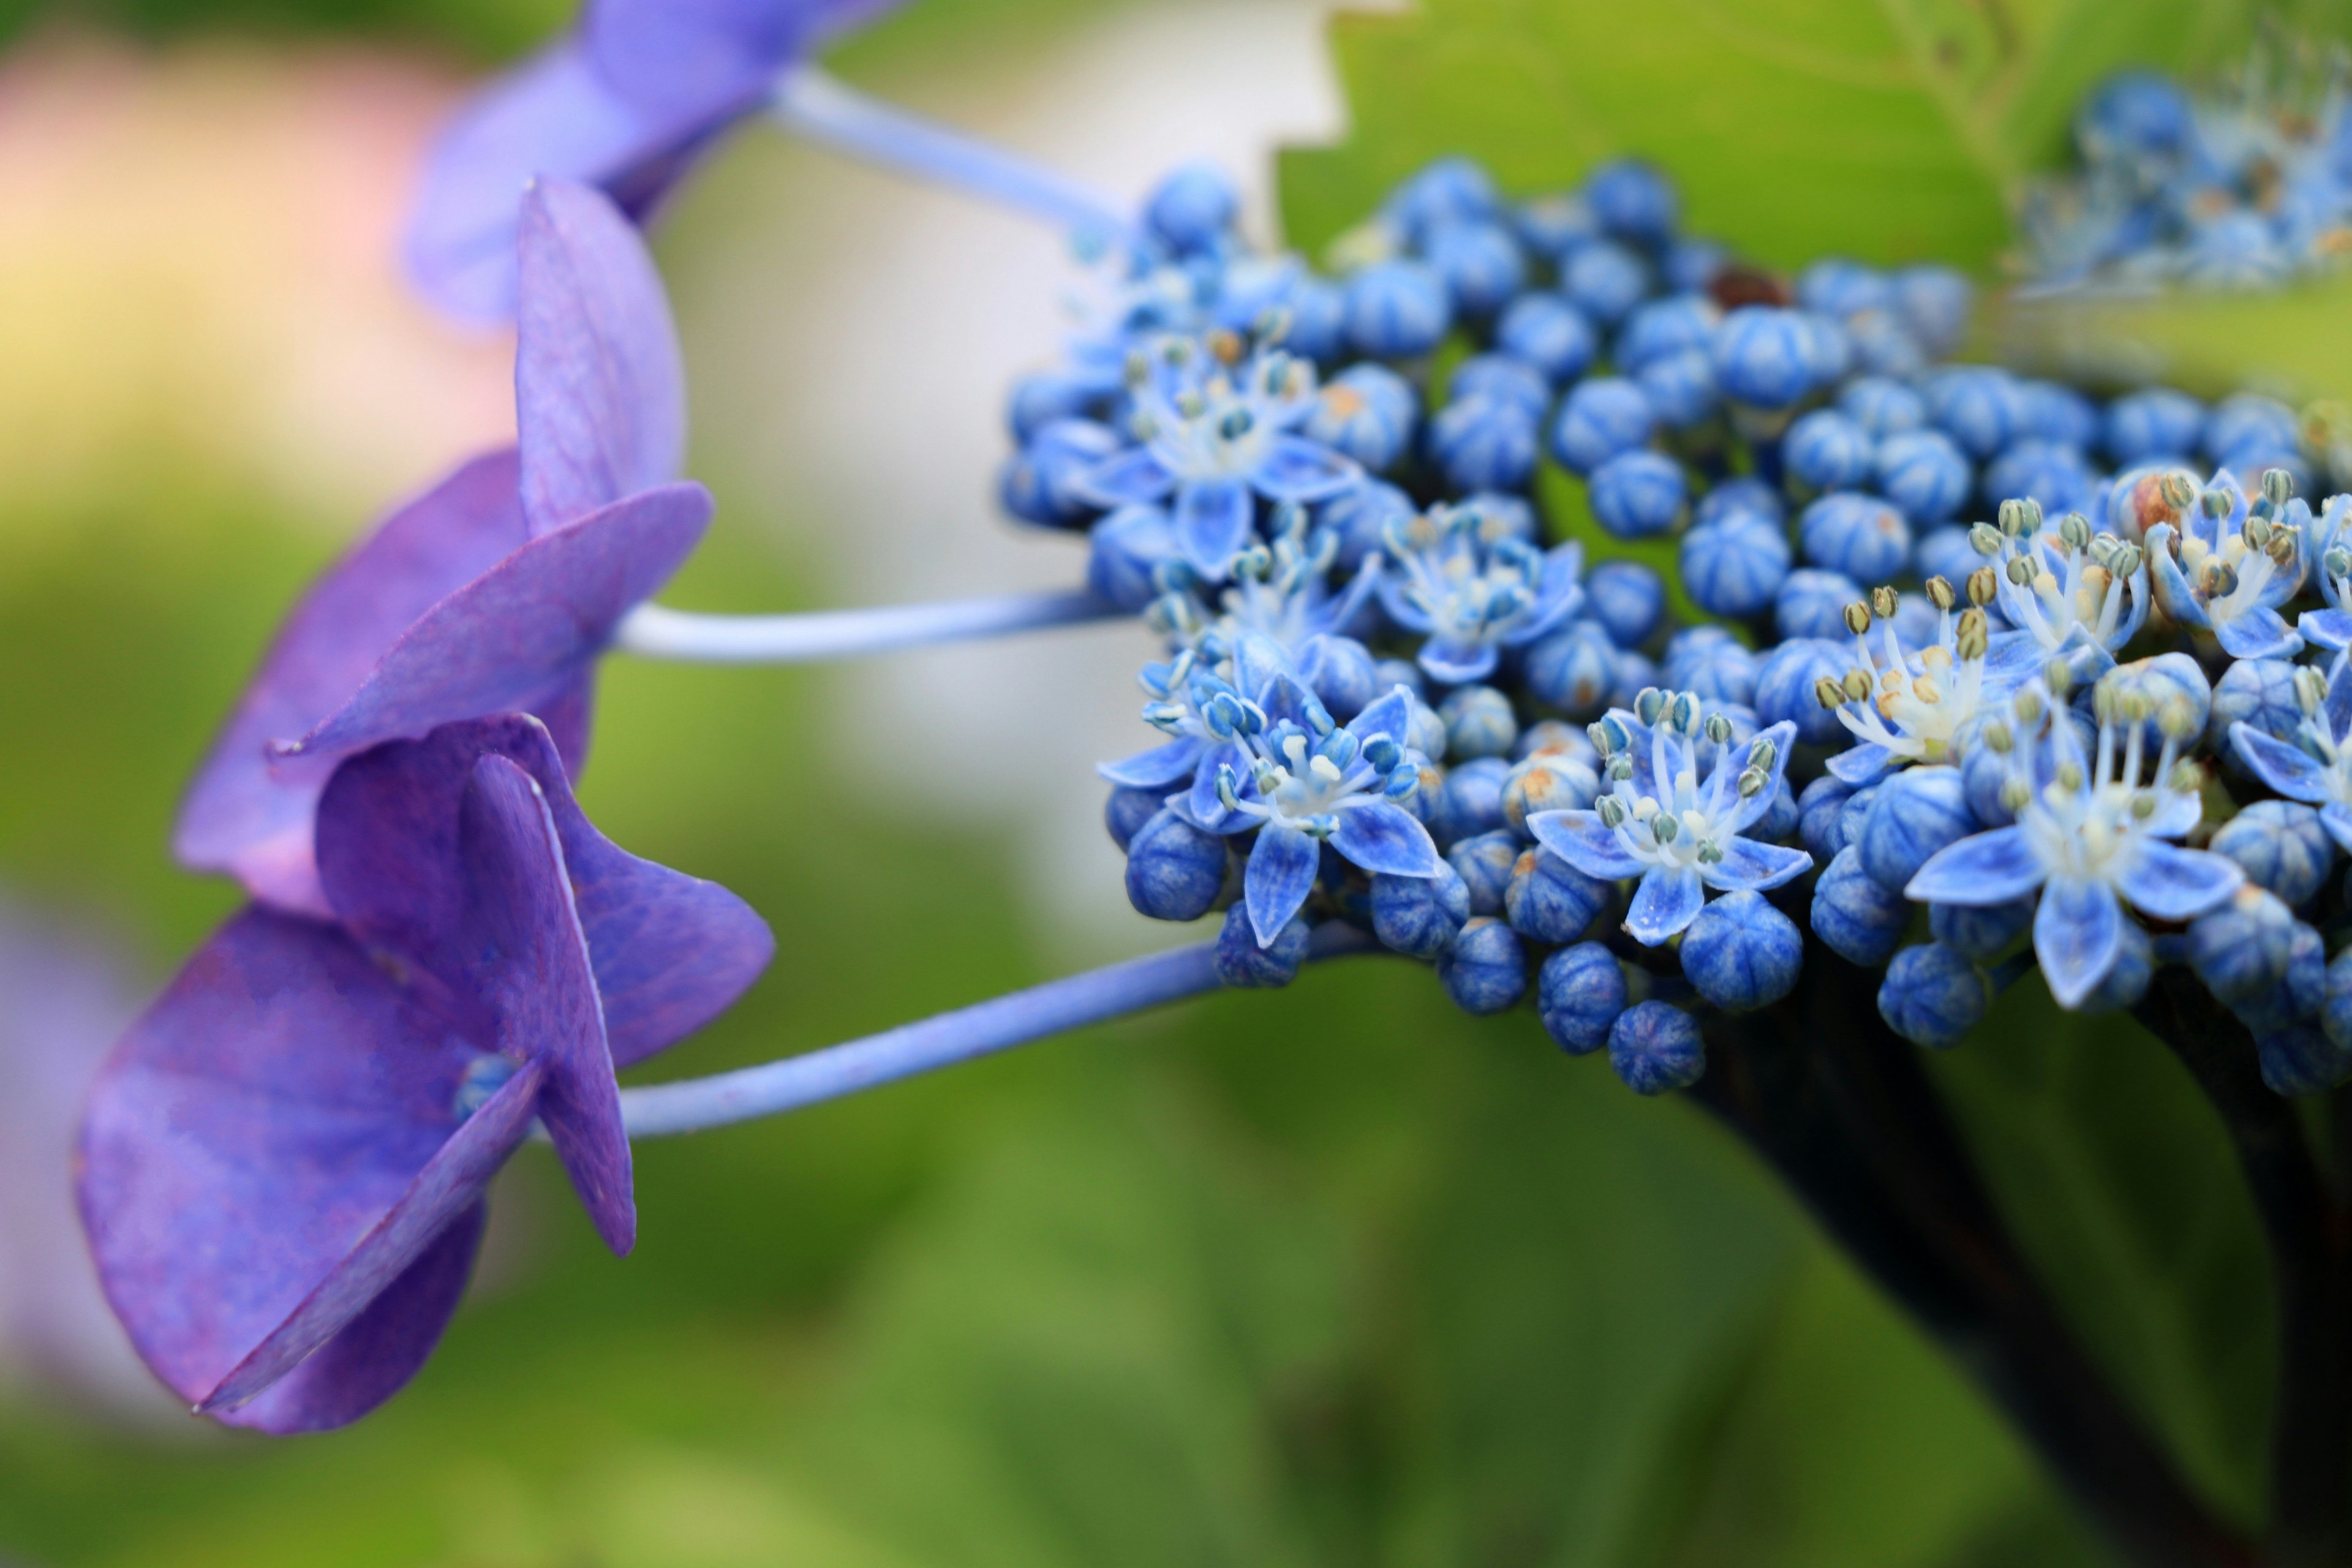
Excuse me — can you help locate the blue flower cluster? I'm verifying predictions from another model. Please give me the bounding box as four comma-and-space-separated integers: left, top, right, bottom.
2020, 53, 2352, 292
997, 154, 2352, 1100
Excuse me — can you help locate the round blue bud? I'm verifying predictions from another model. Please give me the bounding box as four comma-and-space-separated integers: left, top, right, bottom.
1447, 829, 1522, 916
1776, 567, 1866, 642
1785, 409, 1876, 492
1296, 634, 1381, 723
2232, 919, 2326, 1034
2213, 801, 2336, 909
1930, 894, 2035, 960
1405, 692, 1450, 760
1586, 560, 1666, 646
1506, 847, 1609, 944
1378, 657, 1430, 703
2323, 946, 2352, 1054
1588, 450, 1686, 538
2189, 886, 2298, 1005
1345, 260, 1452, 358
1439, 918, 1529, 1014
1609, 1001, 1706, 1094
1431, 396, 1540, 492
1425, 221, 1526, 316
1797, 775, 1856, 863
1842, 309, 1929, 380
1584, 157, 1679, 244
1562, 241, 1651, 326
1681, 889, 1803, 1012
1911, 526, 1981, 589
1634, 347, 1719, 429
1680, 511, 1792, 619
1812, 845, 1911, 966
1431, 756, 1512, 848
1496, 293, 1597, 383
1280, 276, 1348, 363
1513, 719, 1596, 764
1503, 751, 1600, 834
1454, 490, 1539, 541
1662, 625, 1760, 707
999, 418, 1121, 527
1755, 638, 1848, 746
1873, 429, 1972, 524
1515, 194, 1597, 262
1523, 620, 1621, 717
1834, 783, 1881, 857
1983, 440, 2100, 521
1439, 684, 1519, 760
1305, 364, 1419, 471
1371, 864, 1471, 959
1539, 942, 1627, 1055
1142, 160, 1239, 253
2204, 393, 2299, 466
2259, 1023, 2352, 1097
1697, 475, 1787, 529
1798, 312, 1852, 384
1321, 478, 1415, 572
1085, 503, 1181, 612
1608, 649, 1660, 710
1796, 257, 1891, 318
1449, 353, 1552, 420
1213, 902, 1310, 987
1858, 766, 1977, 892
1614, 294, 1721, 372
1922, 366, 2025, 459
1839, 375, 1926, 438
1125, 809, 1229, 922
1893, 266, 1972, 358
1800, 492, 1913, 583
1386, 156, 1499, 243
1958, 739, 2013, 827
2107, 652, 2211, 754
1889, 592, 1940, 650
1550, 376, 1656, 475
1878, 942, 1991, 1049
1664, 238, 1727, 293
2103, 387, 2204, 466
1713, 306, 1818, 408
2209, 657, 2304, 752
1756, 778, 1802, 843
2016, 380, 2102, 448
1104, 785, 1164, 852
2078, 70, 2192, 159
1007, 369, 1106, 444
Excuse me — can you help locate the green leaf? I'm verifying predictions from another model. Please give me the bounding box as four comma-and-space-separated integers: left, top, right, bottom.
1991, 273, 2352, 407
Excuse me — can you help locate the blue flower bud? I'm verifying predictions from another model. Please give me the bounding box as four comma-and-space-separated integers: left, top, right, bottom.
1785, 409, 1876, 492
1562, 241, 1651, 326
1812, 845, 1910, 966
1983, 440, 2100, 521
1797, 775, 1856, 862
1958, 739, 2015, 827
1539, 941, 1627, 1054
1447, 829, 1523, 916
1523, 620, 1620, 717
1125, 808, 1229, 921
2323, 947, 2352, 1054
1214, 902, 1311, 987
1449, 353, 1552, 420
1584, 156, 1679, 244
1506, 846, 1609, 943
999, 418, 1121, 527
1894, 266, 1972, 358
1839, 375, 1926, 438
1514, 193, 1599, 260
1755, 638, 1849, 746
1922, 366, 2025, 459
1911, 525, 1981, 589
2258, 1023, 2352, 1097
1680, 511, 1792, 619
1664, 238, 1725, 293
1371, 864, 1471, 958
1834, 783, 1880, 856
2231, 920, 2325, 1033
1713, 307, 1818, 408
1431, 756, 1512, 847
1320, 478, 1414, 573
2076, 70, 2190, 157
1589, 450, 1686, 538
1872, 429, 1972, 524
2079, 917, 2154, 1013
2188, 886, 2298, 1005
1087, 504, 1182, 611
1425, 221, 1526, 316
1439, 917, 1528, 1014
1634, 347, 1719, 429
1755, 779, 1801, 843
1345, 259, 1452, 358
2204, 394, 2299, 466
1496, 293, 1598, 383
1007, 369, 1106, 443
1609, 1000, 1706, 1094
1696, 475, 1786, 529
1586, 560, 1666, 646
1799, 492, 1912, 585
2209, 657, 2304, 752
2212, 801, 2335, 908
2102, 387, 2204, 466
1550, 376, 1656, 475
1104, 785, 1165, 853
1439, 684, 1519, 759
2016, 380, 2101, 448
1680, 889, 1803, 1012
1662, 625, 1760, 707
1877, 942, 1991, 1048
1614, 293, 1720, 372
1842, 310, 1928, 380
1431, 396, 1540, 492
1143, 160, 1239, 253
1930, 895, 2036, 960
1858, 766, 1977, 891
1776, 567, 1866, 641
1406, 692, 1450, 759
1305, 363, 1419, 471
1386, 156, 1499, 242
1280, 276, 1348, 363
1608, 649, 1659, 711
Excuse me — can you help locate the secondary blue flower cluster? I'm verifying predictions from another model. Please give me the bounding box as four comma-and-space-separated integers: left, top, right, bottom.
2020, 51, 2352, 292
997, 153, 2352, 1100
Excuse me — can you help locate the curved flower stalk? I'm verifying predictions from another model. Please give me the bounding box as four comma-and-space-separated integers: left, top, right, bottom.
1376, 504, 1583, 684
1968, 500, 2154, 683
1819, 576, 2016, 784
2146, 467, 2309, 658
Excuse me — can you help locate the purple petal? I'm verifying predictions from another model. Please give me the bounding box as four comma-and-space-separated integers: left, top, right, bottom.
1624, 865, 1705, 946
1825, 742, 1895, 785
1097, 737, 1205, 790
283, 482, 711, 772
175, 450, 529, 916
1176, 479, 1255, 576
1905, 825, 2046, 905
2116, 842, 2244, 922
1700, 838, 1811, 892
1501, 548, 1587, 647
1261, 673, 1324, 731
516, 181, 687, 537
1244, 823, 1319, 946
2146, 532, 2208, 629
1186, 739, 1252, 832
1528, 810, 1647, 880
78, 909, 484, 1431
584, 0, 897, 121
1720, 720, 1800, 833
2213, 605, 2302, 661
1329, 799, 1443, 877
315, 715, 772, 1071
1417, 635, 1500, 685
1345, 685, 1415, 747
1251, 435, 1362, 502
2299, 607, 2352, 651
1074, 447, 1177, 508
2035, 875, 2125, 1009
2231, 723, 2334, 805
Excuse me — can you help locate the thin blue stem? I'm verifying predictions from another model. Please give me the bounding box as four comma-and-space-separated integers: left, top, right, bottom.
611, 587, 1125, 663
770, 66, 1134, 241
618, 923, 1379, 1137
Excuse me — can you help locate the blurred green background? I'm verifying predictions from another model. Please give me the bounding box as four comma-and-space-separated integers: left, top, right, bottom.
0, 0, 2303, 1563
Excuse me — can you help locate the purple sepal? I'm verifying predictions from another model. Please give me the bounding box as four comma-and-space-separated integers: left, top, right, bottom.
2214, 605, 2302, 662
585, 0, 902, 123
1825, 742, 1895, 786
1244, 822, 1319, 944
1098, 737, 1206, 790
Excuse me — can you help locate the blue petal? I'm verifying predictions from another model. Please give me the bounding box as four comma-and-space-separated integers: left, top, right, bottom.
2299, 607, 2352, 651
1330, 800, 1444, 876
1177, 479, 1255, 576
2145, 529, 2210, 629
2117, 842, 2244, 921
2214, 605, 2302, 661
1187, 739, 1254, 831
1720, 720, 1801, 834
1229, 631, 1291, 704
1097, 737, 1205, 790
1417, 635, 1500, 685
2231, 723, 2334, 804
1528, 810, 1646, 880
1623, 865, 1706, 946
1261, 673, 1325, 732
1076, 447, 1177, 508
1245, 823, 1320, 946
1346, 685, 1416, 747
1251, 435, 1362, 503
2329, 661, 2352, 743
1982, 631, 2046, 681
1825, 742, 1895, 785
2034, 875, 2125, 1009
1700, 838, 1811, 892
1905, 825, 2046, 905
1501, 546, 1587, 647
2324, 803, 2352, 858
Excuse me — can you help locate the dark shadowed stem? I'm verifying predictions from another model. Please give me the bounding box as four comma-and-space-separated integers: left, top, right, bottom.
2133, 968, 2352, 1568
1695, 940, 2256, 1568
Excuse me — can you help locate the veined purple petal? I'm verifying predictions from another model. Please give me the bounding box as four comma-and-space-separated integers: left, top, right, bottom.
1244, 823, 1319, 946
1905, 825, 2045, 905
516, 181, 687, 538
2231, 722, 2335, 805
1073, 447, 1176, 509
1097, 736, 1205, 790
2299, 606, 2352, 651
1329, 799, 1443, 877
315, 716, 772, 1072
1176, 478, 1256, 576
1417, 635, 1500, 685
1261, 673, 1324, 731
175, 450, 529, 918
1251, 435, 1362, 503
585, 0, 899, 121
78, 909, 486, 1433
1345, 685, 1415, 747
284, 482, 711, 773
1624, 865, 1705, 946
1825, 742, 1896, 786
2035, 875, 2125, 1009
2213, 605, 2302, 661
1700, 838, 1811, 892
1528, 810, 1646, 881
2117, 842, 2243, 922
